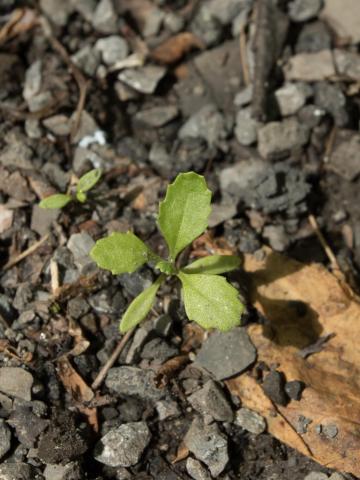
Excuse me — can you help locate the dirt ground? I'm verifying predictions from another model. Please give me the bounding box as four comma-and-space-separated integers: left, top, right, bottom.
0, 0, 360, 479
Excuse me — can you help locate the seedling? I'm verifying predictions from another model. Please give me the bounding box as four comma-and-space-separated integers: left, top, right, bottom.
90, 172, 245, 333
39, 168, 102, 209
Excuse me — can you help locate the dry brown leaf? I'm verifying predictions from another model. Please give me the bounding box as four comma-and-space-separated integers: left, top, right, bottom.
227, 248, 360, 475
154, 355, 189, 388
151, 32, 205, 64
171, 442, 189, 464
191, 232, 235, 258
68, 318, 90, 357
0, 8, 37, 45
56, 356, 98, 431
57, 357, 94, 403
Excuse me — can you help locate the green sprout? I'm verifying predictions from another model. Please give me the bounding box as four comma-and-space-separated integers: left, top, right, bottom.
90, 172, 245, 333
39, 168, 102, 209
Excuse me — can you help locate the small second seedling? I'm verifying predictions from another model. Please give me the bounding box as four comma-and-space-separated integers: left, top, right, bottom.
39, 168, 102, 209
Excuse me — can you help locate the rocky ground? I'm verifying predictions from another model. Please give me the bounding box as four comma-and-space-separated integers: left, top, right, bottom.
0, 0, 360, 479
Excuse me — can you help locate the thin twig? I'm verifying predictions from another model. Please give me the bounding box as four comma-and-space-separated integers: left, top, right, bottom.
50, 258, 59, 295
3, 233, 49, 271
91, 328, 135, 390
39, 16, 89, 141
323, 126, 337, 163
239, 26, 250, 86
308, 214, 339, 271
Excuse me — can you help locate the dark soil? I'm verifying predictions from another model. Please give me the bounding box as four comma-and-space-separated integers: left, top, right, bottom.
0, 0, 359, 479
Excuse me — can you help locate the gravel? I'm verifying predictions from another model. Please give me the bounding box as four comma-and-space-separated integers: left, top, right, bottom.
0, 419, 11, 460
314, 82, 348, 126
288, 0, 323, 22
94, 422, 151, 467
134, 105, 179, 128
304, 472, 328, 480
257, 118, 310, 160
0, 462, 33, 480
67, 232, 95, 272
8, 404, 49, 448
71, 45, 100, 77
262, 371, 288, 406
155, 399, 181, 421
184, 417, 229, 477
178, 104, 227, 146
105, 366, 165, 401
235, 408, 267, 435
141, 337, 178, 363
0, 367, 33, 401
195, 328, 256, 380
94, 36, 129, 66
328, 130, 360, 181
92, 0, 117, 34
334, 49, 360, 81
234, 108, 259, 146
262, 225, 290, 252
234, 85, 253, 107
274, 83, 308, 116
295, 21, 331, 53
188, 380, 234, 422
284, 50, 335, 81
43, 461, 83, 480
321, 0, 360, 44
285, 380, 305, 400
118, 66, 166, 94
186, 457, 212, 480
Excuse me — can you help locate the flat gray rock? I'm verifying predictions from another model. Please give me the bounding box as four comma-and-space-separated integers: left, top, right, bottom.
194, 328, 256, 380
67, 232, 95, 272
304, 472, 328, 480
328, 130, 360, 181
334, 49, 360, 81
0, 419, 11, 460
314, 82, 348, 127
178, 104, 227, 146
95, 36, 129, 66
94, 422, 151, 467
188, 380, 233, 422
274, 83, 308, 116
184, 417, 228, 477
0, 367, 33, 401
258, 118, 309, 160
118, 66, 166, 94
288, 0, 323, 22
321, 0, 360, 45
284, 50, 335, 82
105, 366, 164, 401
186, 457, 212, 480
134, 105, 179, 128
0, 462, 33, 480
234, 108, 259, 146
43, 461, 82, 480
219, 158, 267, 201
92, 0, 117, 34
235, 408, 266, 435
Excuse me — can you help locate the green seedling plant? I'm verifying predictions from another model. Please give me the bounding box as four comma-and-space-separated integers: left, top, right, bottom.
39, 168, 102, 209
90, 172, 245, 333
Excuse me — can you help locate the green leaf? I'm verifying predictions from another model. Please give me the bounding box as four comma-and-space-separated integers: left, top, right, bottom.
182, 255, 241, 275
39, 193, 72, 209
120, 275, 165, 333
158, 172, 212, 261
76, 191, 87, 203
76, 168, 102, 193
155, 260, 176, 275
178, 272, 244, 331
90, 232, 152, 275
